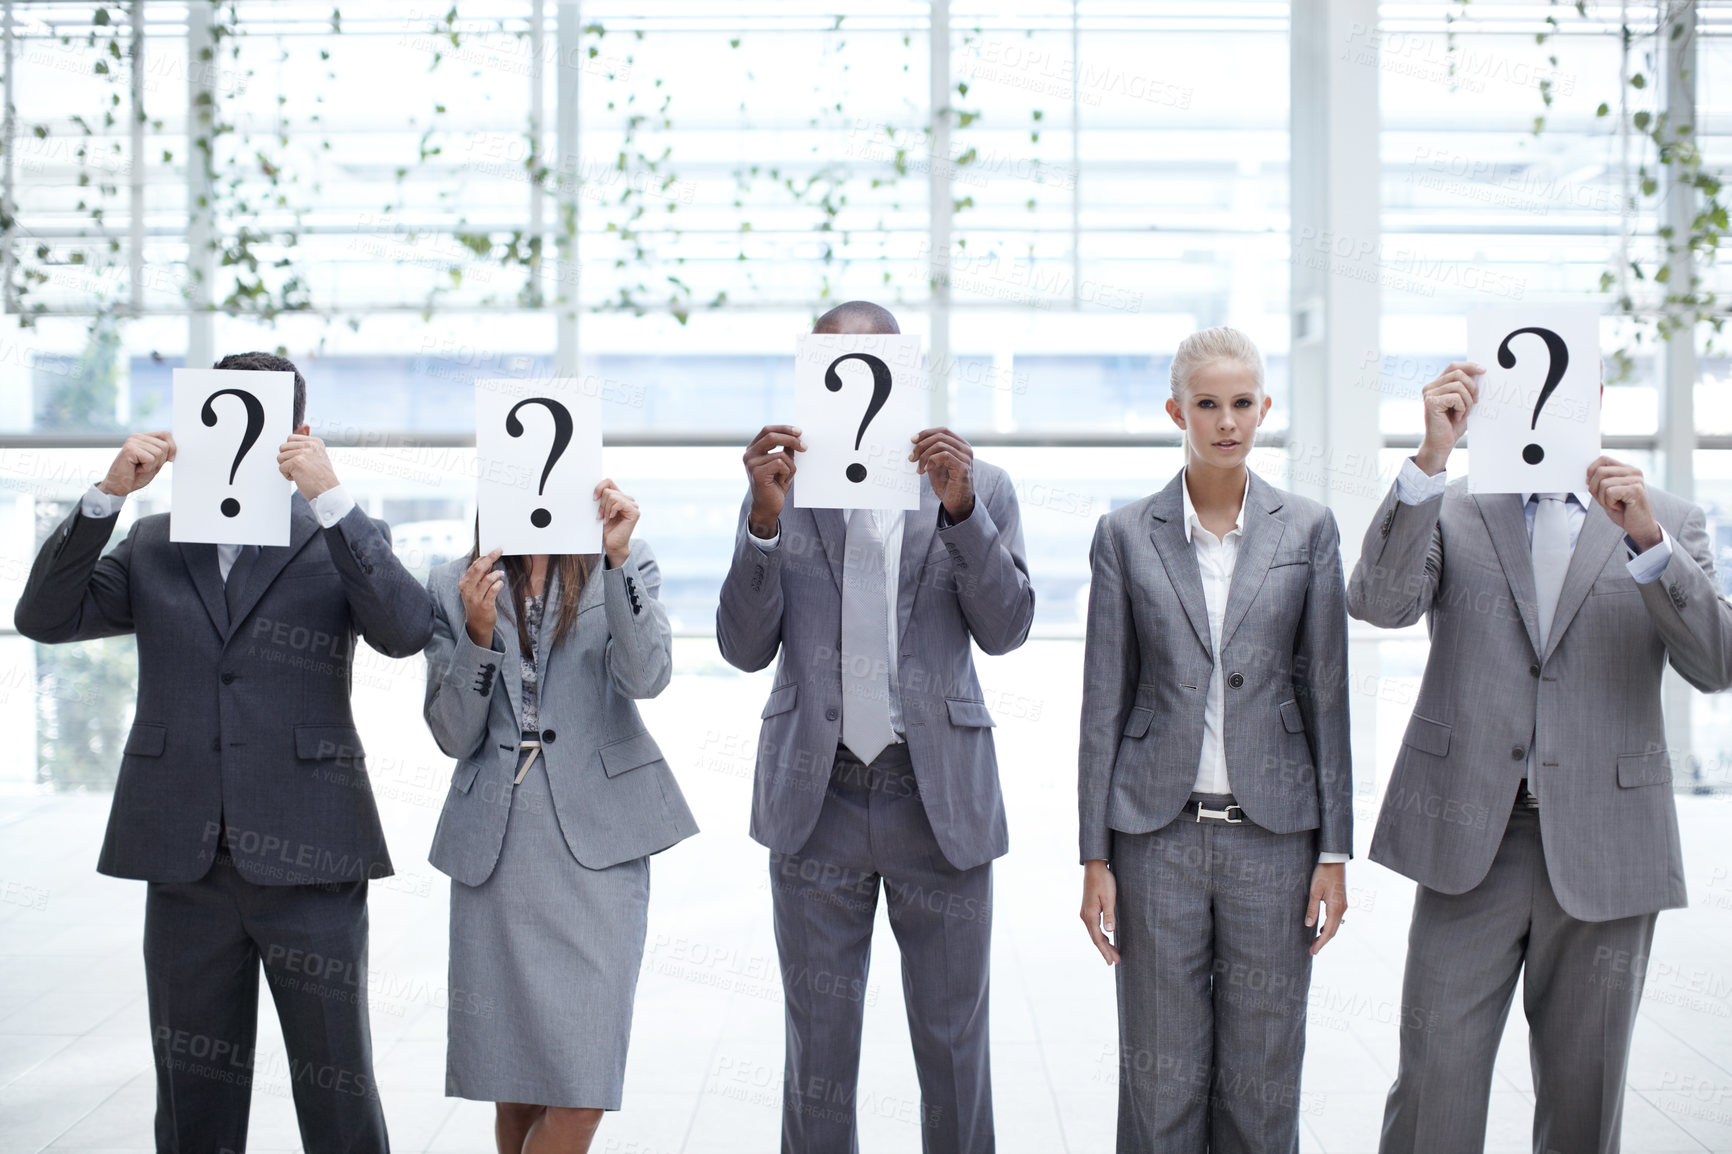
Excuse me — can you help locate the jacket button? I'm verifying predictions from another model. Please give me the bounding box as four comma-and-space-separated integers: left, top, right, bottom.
825, 708, 839, 721
221, 672, 235, 685
1227, 673, 1244, 689
1511, 746, 1525, 760
1529, 664, 1541, 677
542, 730, 557, 744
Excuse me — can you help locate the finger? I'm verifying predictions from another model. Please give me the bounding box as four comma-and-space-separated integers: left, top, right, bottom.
1082, 907, 1117, 965
1306, 885, 1322, 929
1312, 897, 1346, 955
747, 430, 807, 455
592, 477, 619, 501
910, 431, 971, 460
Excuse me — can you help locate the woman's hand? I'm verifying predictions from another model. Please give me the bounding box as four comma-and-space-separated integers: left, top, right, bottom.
1306, 863, 1348, 955
1080, 860, 1120, 965
596, 478, 640, 570
460, 548, 505, 647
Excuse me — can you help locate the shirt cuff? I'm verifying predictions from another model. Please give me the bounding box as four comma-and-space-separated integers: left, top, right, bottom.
1625, 526, 1673, 584
309, 484, 357, 529
748, 528, 780, 551
1318, 851, 1351, 864
81, 484, 126, 519
1395, 457, 1448, 505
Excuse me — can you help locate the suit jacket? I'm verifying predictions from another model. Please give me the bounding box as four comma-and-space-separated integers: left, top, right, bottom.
424, 540, 697, 883
1077, 470, 1353, 862
715, 462, 1035, 872
1348, 476, 1732, 921
13, 495, 434, 885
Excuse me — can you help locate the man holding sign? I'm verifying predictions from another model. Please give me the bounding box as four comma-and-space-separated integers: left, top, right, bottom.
14, 352, 432, 1154
1347, 346, 1732, 1154
717, 301, 1035, 1153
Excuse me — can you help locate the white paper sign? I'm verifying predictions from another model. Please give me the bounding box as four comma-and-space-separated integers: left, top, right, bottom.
793, 333, 925, 510
1467, 306, 1601, 494
170, 368, 295, 545
476, 378, 603, 556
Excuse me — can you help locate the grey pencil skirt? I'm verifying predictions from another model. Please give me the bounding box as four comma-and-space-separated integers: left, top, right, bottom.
446, 749, 651, 1110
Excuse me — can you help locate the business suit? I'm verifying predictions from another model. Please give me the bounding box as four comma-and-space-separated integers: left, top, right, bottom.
717, 463, 1034, 1153
1349, 470, 1732, 1153
1080, 469, 1351, 1153
15, 491, 432, 1153
424, 541, 696, 1108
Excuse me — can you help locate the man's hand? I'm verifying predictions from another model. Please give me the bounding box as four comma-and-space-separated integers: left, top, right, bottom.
595, 478, 640, 570
1079, 860, 1120, 965
1415, 361, 1483, 476
98, 431, 176, 497
1306, 863, 1348, 956
743, 425, 804, 539
460, 549, 505, 648
277, 434, 341, 502
1587, 455, 1663, 551
911, 427, 975, 520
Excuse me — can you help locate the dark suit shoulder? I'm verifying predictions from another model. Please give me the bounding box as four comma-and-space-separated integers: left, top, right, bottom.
1098, 491, 1161, 536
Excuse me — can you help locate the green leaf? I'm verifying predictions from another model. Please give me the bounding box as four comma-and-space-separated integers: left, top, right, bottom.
956, 81, 968, 98
1633, 110, 1650, 130
1595, 102, 1609, 117
729, 38, 740, 48
93, 7, 110, 26
1630, 72, 1645, 89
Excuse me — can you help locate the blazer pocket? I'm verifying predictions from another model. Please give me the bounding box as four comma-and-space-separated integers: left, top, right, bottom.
761, 683, 798, 719
1269, 548, 1311, 569
1591, 574, 1640, 597
452, 760, 481, 794
125, 723, 167, 757
294, 725, 366, 762
600, 730, 665, 778
1617, 749, 1671, 788
1122, 707, 1154, 738
1278, 699, 1306, 734
1400, 714, 1451, 758
945, 699, 997, 728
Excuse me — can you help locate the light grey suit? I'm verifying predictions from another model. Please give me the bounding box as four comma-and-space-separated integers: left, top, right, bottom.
1080, 469, 1351, 1154
717, 463, 1035, 1154
1349, 475, 1732, 1154
424, 542, 697, 1108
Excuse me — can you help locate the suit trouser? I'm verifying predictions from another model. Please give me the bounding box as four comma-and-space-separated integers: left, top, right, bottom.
1111, 801, 1317, 1154
769, 743, 995, 1154
1379, 807, 1658, 1154
143, 847, 388, 1154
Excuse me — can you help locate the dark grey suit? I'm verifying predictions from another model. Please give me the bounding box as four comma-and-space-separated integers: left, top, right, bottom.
1079, 470, 1351, 1154
1349, 475, 1732, 1153
15, 494, 433, 1153
717, 465, 1034, 1154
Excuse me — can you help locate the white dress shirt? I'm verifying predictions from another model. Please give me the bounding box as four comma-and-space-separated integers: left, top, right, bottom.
1183, 474, 1348, 866
1393, 458, 1673, 584
751, 510, 906, 737
81, 483, 358, 581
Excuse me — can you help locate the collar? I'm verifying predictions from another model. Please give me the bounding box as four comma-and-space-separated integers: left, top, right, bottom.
1521, 491, 1592, 511
1181, 468, 1248, 544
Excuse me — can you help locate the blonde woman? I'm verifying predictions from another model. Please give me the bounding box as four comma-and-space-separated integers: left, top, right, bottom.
1077, 327, 1352, 1153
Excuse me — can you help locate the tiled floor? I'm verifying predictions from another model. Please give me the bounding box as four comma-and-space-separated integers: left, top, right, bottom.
2, 639, 1729, 1152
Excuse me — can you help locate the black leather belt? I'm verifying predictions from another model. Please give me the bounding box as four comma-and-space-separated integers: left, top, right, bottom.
1184, 796, 1248, 824
1515, 778, 1539, 811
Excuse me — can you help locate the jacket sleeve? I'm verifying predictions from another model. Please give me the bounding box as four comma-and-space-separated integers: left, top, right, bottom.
1296, 511, 1353, 857
1347, 479, 1444, 628
422, 576, 505, 761
715, 492, 785, 672
1077, 516, 1136, 863
13, 507, 135, 643
1640, 503, 1732, 693
936, 465, 1035, 657
602, 539, 674, 700
325, 509, 436, 658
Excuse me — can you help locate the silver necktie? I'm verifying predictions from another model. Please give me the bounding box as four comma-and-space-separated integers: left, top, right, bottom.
1531, 494, 1571, 650
841, 508, 896, 765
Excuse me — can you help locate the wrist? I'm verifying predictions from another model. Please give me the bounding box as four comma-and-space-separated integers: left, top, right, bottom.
944, 495, 975, 522
466, 621, 494, 647
605, 546, 630, 570
96, 478, 125, 497
748, 511, 780, 539
1413, 445, 1450, 476
1630, 522, 1663, 552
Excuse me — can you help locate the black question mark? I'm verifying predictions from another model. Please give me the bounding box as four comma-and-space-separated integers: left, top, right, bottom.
200, 388, 266, 518
506, 397, 574, 528
1496, 326, 1569, 466
824, 353, 893, 483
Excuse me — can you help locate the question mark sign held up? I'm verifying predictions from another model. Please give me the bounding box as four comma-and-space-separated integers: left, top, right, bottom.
1495, 326, 1569, 466
824, 353, 893, 483
506, 396, 574, 528
200, 387, 266, 518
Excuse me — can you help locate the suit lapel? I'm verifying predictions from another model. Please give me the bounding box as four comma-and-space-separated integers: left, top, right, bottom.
1474, 493, 1543, 657
178, 543, 229, 636
224, 495, 321, 640
1218, 474, 1285, 654
896, 486, 941, 642
1147, 472, 1213, 657
1542, 504, 1622, 663
811, 508, 847, 591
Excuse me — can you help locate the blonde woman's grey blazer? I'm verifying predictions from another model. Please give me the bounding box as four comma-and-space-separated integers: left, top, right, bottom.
424, 540, 697, 884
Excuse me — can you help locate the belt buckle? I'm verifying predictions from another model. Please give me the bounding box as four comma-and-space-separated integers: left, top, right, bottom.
1194, 802, 1246, 825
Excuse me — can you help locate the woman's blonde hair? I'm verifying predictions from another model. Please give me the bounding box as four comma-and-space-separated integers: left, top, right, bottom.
1169, 326, 1265, 400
